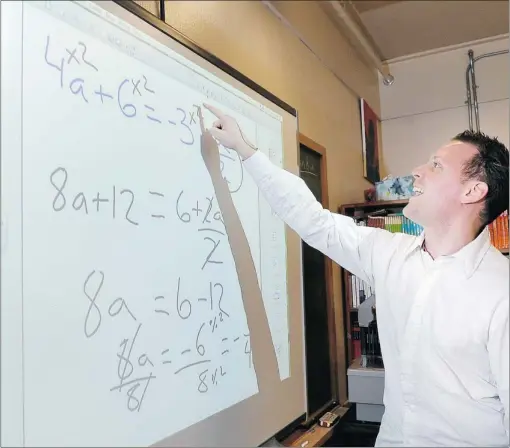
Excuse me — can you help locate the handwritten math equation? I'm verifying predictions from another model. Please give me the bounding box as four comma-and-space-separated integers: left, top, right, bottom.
43, 34, 245, 191
83, 269, 253, 412
44, 34, 196, 143
42, 32, 286, 410
49, 168, 243, 271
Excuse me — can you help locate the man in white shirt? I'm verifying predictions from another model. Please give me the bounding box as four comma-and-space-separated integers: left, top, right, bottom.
200, 104, 509, 447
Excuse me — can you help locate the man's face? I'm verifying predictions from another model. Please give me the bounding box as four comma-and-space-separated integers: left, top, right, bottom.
403, 141, 481, 227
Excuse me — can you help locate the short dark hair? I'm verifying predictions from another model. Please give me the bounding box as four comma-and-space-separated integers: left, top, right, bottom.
453, 130, 509, 226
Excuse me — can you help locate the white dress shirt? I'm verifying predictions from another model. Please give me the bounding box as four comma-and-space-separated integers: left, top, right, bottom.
243, 151, 509, 447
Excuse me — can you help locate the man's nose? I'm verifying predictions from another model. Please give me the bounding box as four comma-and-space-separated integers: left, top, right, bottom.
412, 166, 422, 179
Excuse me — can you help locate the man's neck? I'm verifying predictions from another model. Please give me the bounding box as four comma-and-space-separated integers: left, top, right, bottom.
423, 219, 481, 259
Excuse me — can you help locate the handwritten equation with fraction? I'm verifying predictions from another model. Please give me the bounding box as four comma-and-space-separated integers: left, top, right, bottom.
49, 167, 225, 229
83, 269, 253, 412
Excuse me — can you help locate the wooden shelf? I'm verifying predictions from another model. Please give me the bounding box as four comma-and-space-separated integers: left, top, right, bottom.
283, 423, 335, 447
348, 357, 384, 375
282, 405, 348, 447
340, 199, 409, 214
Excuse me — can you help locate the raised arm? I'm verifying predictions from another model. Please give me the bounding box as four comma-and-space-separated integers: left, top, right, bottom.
242, 150, 379, 284
203, 103, 385, 286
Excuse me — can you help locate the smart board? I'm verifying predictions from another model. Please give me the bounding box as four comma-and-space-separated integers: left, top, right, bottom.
0, 1, 306, 447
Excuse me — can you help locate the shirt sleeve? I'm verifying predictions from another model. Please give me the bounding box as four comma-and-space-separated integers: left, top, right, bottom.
243, 150, 387, 286
488, 297, 509, 441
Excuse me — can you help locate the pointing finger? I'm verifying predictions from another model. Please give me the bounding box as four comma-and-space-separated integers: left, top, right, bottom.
203, 103, 224, 119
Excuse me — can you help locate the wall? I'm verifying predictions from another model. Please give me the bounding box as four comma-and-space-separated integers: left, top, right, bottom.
134, 1, 382, 405
379, 36, 509, 177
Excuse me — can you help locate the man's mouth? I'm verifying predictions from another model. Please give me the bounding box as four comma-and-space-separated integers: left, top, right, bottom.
412, 186, 424, 197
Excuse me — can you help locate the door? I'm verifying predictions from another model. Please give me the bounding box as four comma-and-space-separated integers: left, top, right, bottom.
299, 139, 336, 420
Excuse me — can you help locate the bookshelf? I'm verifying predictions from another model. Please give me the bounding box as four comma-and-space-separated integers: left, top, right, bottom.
488, 210, 509, 255
338, 200, 406, 369
338, 200, 509, 368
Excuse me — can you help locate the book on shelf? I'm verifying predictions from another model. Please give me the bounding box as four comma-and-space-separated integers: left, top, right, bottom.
355, 210, 509, 252
361, 319, 383, 368
352, 324, 362, 360
488, 211, 508, 252
349, 274, 373, 309
355, 212, 423, 235
348, 213, 420, 310
351, 319, 383, 369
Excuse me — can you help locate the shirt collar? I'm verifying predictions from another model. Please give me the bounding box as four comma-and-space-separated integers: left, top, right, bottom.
407, 227, 491, 278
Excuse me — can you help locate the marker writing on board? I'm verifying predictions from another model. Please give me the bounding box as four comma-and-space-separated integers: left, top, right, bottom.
148, 190, 166, 219
78, 260, 262, 408
157, 315, 256, 395
43, 35, 204, 148
79, 266, 250, 398
42, 26, 276, 132
48, 169, 236, 233
175, 191, 225, 229
196, 281, 229, 318
43, 28, 284, 411
49, 167, 144, 225
110, 323, 156, 412
174, 190, 229, 270
188, 332, 253, 393
43, 35, 247, 193
82, 270, 104, 338
82, 270, 138, 339
44, 35, 64, 88
94, 84, 114, 103
200, 232, 224, 270
153, 277, 193, 320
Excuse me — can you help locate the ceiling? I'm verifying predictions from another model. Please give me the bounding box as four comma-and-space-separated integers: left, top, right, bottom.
349, 0, 509, 61
351, 1, 402, 13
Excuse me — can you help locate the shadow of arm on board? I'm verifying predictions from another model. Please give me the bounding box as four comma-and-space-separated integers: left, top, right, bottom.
198, 107, 280, 394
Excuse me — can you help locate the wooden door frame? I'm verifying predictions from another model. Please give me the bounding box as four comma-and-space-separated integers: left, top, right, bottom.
298, 133, 338, 405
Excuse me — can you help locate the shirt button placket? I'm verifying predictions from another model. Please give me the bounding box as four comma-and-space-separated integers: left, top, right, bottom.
400, 269, 438, 442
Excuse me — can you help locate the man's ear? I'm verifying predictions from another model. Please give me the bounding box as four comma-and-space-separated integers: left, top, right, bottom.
461, 180, 488, 204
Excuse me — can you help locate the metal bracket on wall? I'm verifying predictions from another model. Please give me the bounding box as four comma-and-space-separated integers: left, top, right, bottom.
465, 48, 508, 132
